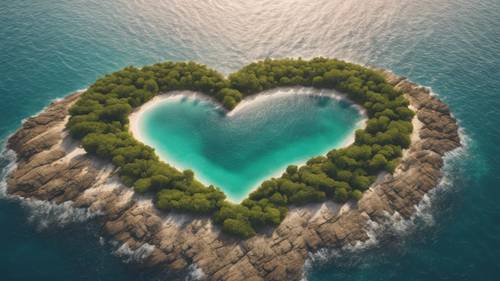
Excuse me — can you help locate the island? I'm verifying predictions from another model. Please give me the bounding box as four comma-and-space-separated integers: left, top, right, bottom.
66, 58, 414, 237
5, 58, 461, 281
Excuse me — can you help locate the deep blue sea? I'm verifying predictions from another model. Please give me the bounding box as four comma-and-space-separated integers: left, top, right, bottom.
1, 0, 499, 280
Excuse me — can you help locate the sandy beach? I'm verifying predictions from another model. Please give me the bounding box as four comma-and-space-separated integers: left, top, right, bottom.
128, 87, 367, 147
127, 87, 368, 202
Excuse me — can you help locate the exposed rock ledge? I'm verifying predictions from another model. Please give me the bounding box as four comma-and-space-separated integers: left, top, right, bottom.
5, 71, 460, 281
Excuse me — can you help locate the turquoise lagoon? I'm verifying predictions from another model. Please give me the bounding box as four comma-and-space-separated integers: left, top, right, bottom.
133, 88, 365, 201
2, 0, 500, 280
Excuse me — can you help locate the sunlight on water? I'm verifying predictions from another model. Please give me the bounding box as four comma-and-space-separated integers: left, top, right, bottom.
0, 0, 499, 280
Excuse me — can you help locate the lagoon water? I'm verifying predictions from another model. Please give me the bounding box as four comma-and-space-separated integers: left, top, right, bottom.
135, 89, 363, 201
1, 0, 500, 280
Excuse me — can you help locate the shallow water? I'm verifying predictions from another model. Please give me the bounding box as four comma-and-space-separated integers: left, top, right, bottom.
136, 89, 363, 201
1, 0, 499, 280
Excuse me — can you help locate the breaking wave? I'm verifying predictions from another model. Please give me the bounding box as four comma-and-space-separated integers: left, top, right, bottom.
113, 242, 156, 263
21, 200, 100, 230
185, 264, 206, 281
304, 120, 470, 279
0, 148, 100, 230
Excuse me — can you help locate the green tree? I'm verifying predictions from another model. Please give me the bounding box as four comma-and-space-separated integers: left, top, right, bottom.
223, 96, 237, 110
134, 178, 152, 193
99, 103, 132, 123
67, 58, 414, 238
144, 79, 159, 94
222, 218, 255, 238
334, 187, 349, 202
369, 154, 388, 172
350, 190, 363, 201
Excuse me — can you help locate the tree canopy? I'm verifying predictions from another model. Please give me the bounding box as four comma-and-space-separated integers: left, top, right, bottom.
67, 58, 413, 238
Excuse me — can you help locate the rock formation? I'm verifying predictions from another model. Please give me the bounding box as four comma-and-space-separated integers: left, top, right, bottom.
5, 72, 461, 281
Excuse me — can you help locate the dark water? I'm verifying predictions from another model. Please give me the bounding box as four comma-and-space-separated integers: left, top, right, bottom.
0, 0, 499, 280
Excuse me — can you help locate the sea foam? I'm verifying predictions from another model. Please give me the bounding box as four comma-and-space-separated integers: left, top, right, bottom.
0, 148, 101, 230
113, 242, 156, 263
303, 116, 469, 280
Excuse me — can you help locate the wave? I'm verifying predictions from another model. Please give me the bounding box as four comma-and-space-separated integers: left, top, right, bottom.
21, 200, 99, 230
18, 88, 87, 126
0, 141, 152, 264
0, 148, 101, 230
0, 82, 470, 279
303, 116, 470, 279
113, 242, 156, 263
0, 87, 103, 230
185, 264, 206, 281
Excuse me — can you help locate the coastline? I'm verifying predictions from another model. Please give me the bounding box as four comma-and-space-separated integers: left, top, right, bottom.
127, 87, 368, 202
2, 71, 461, 281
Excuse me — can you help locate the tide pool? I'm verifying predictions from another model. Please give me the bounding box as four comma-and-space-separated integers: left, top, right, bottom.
134, 88, 364, 201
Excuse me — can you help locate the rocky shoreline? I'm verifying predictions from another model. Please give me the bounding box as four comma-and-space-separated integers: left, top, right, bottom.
4, 71, 460, 281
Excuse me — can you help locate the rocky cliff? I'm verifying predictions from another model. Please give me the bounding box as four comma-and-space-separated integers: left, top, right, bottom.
5, 72, 461, 281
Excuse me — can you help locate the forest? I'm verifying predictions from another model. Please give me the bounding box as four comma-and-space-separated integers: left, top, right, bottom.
67, 58, 413, 238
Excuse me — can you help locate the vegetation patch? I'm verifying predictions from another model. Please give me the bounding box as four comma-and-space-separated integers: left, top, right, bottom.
67, 58, 413, 238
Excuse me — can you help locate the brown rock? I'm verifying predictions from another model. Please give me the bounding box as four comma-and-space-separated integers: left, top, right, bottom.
4, 71, 461, 281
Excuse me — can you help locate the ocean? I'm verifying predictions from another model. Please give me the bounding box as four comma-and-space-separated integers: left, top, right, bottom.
0, 0, 499, 280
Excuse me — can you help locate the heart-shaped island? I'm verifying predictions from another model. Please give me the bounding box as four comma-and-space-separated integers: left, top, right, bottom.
6, 58, 461, 280
66, 58, 415, 238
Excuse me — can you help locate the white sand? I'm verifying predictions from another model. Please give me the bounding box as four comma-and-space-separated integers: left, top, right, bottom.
401, 103, 423, 159
129, 87, 367, 148
128, 91, 213, 146
127, 88, 368, 202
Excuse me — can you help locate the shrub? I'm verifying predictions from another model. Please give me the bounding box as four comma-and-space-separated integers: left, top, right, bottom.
222, 218, 255, 238
334, 187, 349, 202
351, 190, 363, 201
68, 58, 413, 238
134, 178, 152, 193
